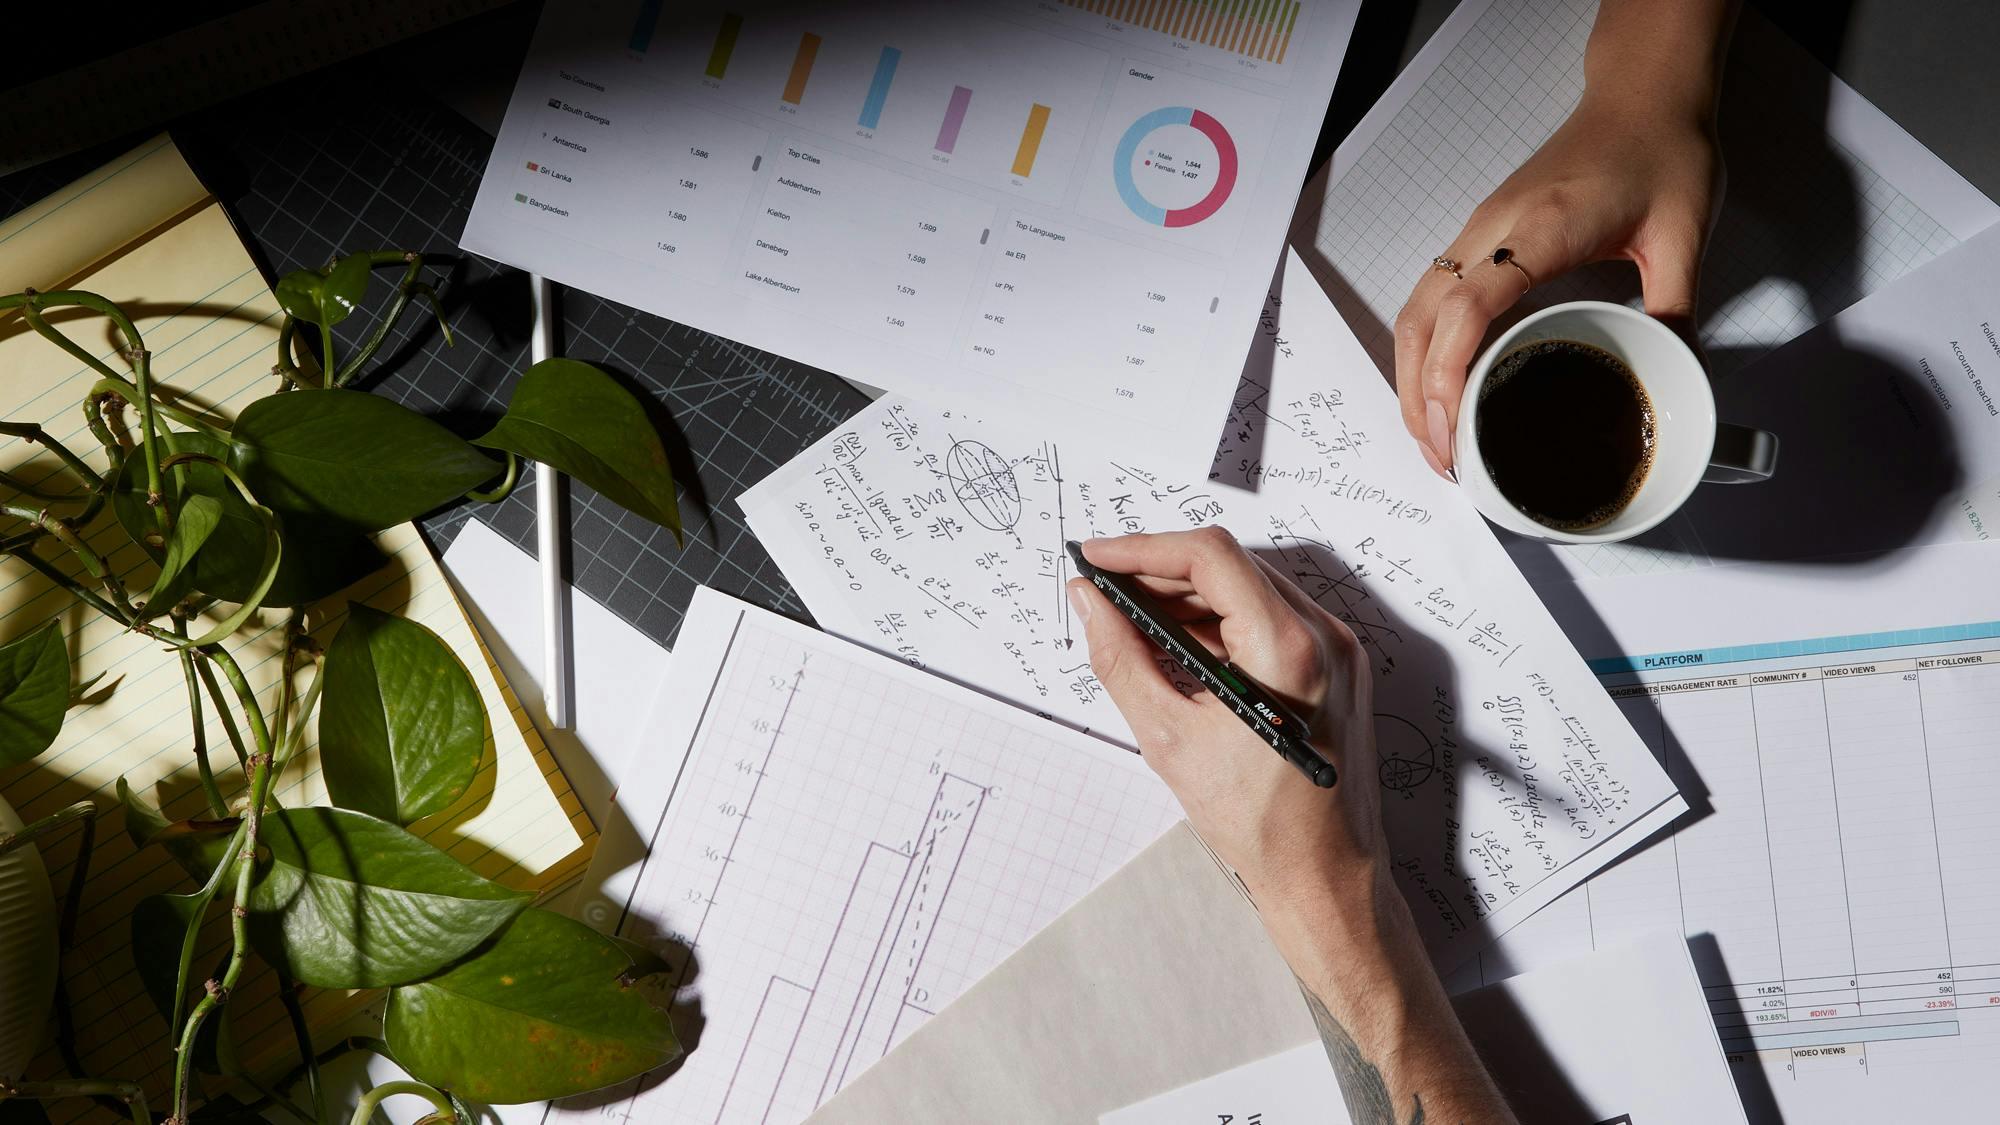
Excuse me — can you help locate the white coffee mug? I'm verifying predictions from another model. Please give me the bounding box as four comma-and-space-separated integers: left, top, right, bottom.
1454, 301, 1778, 544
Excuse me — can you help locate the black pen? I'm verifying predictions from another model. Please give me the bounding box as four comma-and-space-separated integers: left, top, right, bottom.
1066, 541, 1337, 788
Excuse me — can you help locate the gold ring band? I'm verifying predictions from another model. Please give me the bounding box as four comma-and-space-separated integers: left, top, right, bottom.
1430, 255, 1462, 280
1489, 247, 1533, 290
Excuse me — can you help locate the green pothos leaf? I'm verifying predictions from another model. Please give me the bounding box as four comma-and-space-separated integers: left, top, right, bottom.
319, 604, 487, 825
114, 430, 386, 608
274, 253, 372, 328
143, 494, 222, 614
0, 621, 68, 768
474, 359, 681, 543
185, 496, 280, 646
386, 908, 679, 1103
246, 806, 531, 989
229, 390, 501, 531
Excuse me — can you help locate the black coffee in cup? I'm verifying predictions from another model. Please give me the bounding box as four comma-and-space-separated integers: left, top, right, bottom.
1475, 339, 1655, 531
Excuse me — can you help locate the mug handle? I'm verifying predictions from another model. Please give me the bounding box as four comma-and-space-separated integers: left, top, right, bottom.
1702, 423, 1779, 484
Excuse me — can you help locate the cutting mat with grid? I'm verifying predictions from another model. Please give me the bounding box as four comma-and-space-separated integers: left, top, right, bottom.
0, 93, 870, 648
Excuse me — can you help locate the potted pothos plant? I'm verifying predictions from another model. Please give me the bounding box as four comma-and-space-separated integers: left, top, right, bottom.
0, 251, 683, 1124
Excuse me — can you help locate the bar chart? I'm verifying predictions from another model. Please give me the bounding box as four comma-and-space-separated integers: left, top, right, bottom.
1010, 104, 1053, 177
781, 33, 820, 104
857, 47, 900, 130
704, 12, 742, 79
934, 86, 972, 153
470, 0, 1357, 458
1060, 0, 1304, 64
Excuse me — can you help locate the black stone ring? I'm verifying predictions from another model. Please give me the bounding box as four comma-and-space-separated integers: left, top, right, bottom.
1489, 247, 1533, 290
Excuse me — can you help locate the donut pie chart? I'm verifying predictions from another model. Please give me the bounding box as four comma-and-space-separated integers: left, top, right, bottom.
1112, 106, 1239, 228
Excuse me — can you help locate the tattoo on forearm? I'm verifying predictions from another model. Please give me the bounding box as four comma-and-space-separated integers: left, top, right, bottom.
1299, 981, 1426, 1125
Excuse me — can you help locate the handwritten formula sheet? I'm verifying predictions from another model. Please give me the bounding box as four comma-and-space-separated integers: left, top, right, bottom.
740, 250, 1684, 967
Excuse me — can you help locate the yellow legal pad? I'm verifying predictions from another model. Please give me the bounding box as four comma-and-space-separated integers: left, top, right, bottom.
0, 137, 595, 1100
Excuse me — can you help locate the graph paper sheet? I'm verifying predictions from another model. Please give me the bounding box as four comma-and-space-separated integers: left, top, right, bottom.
462, 0, 1357, 475
1448, 541, 2000, 1124
1292, 0, 2000, 582
741, 249, 1687, 971
548, 587, 1182, 1124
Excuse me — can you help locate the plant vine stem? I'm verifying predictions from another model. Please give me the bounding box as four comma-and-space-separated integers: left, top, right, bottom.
0, 420, 105, 492
465, 449, 520, 503
333, 253, 428, 387
0, 799, 95, 857
277, 663, 324, 772
87, 376, 227, 440
0, 467, 86, 502
175, 617, 230, 817
272, 610, 306, 758
196, 656, 252, 771
9, 546, 130, 624
0, 442, 118, 555
5, 291, 166, 530
17, 302, 147, 465
274, 318, 315, 389
37, 512, 137, 619
166, 825, 249, 1033
0, 1078, 149, 1125
350, 1080, 456, 1125
169, 642, 276, 1123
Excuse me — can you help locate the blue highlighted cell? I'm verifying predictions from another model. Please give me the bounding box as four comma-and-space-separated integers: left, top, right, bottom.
859, 46, 901, 131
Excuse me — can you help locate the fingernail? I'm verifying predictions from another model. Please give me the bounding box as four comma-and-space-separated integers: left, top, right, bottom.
1068, 583, 1093, 625
1425, 399, 1454, 471
1419, 440, 1449, 480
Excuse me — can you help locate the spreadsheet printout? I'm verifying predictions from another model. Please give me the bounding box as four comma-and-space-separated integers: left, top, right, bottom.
548, 588, 1183, 1124
741, 250, 1687, 971
462, 0, 1358, 475
1456, 544, 2000, 1123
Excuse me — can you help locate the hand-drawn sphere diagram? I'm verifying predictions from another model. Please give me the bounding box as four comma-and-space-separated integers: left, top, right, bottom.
945, 439, 1022, 533
1112, 106, 1240, 227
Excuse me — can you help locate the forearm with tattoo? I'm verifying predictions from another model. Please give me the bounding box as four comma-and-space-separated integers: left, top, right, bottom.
1301, 981, 1427, 1125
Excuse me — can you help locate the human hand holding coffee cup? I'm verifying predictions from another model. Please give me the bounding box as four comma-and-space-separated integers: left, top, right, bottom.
1453, 301, 1779, 544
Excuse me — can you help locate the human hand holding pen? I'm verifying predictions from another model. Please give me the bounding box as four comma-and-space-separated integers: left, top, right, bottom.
1065, 527, 1382, 903
1067, 528, 1518, 1123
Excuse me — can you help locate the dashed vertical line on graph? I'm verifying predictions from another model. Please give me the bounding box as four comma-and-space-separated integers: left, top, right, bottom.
882, 784, 991, 1049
